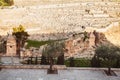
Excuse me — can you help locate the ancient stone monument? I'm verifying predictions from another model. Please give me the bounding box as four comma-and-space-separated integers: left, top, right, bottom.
6, 34, 16, 56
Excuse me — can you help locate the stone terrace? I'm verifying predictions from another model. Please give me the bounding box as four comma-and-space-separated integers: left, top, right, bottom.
14, 0, 120, 6
0, 1, 120, 35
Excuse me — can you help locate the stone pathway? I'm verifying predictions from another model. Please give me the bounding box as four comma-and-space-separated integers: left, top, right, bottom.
1, 57, 21, 65
0, 69, 120, 80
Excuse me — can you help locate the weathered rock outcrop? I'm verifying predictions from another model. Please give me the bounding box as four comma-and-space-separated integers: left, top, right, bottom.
104, 22, 120, 47
65, 22, 120, 58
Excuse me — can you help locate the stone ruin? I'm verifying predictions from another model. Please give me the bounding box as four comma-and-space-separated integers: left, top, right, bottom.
0, 26, 116, 60
20, 47, 42, 59
64, 30, 108, 58
0, 29, 115, 64
6, 34, 16, 56
0, 34, 17, 57
20, 30, 109, 59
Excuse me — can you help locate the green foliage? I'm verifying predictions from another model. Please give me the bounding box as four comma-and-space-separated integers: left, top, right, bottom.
100, 59, 117, 67
0, 0, 13, 6
13, 25, 25, 33
83, 31, 89, 42
12, 25, 29, 42
12, 25, 29, 54
74, 58, 91, 67
26, 39, 66, 49
95, 45, 120, 68
42, 41, 65, 58
95, 45, 120, 60
65, 58, 91, 67
26, 40, 55, 48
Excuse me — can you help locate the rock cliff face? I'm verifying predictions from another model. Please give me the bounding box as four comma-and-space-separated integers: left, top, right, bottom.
64, 22, 120, 58
84, 22, 120, 47
64, 30, 106, 58
103, 22, 120, 47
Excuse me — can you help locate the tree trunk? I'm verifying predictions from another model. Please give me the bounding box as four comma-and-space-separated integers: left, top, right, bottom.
47, 57, 58, 74
10, 0, 14, 5
41, 55, 47, 65
17, 40, 23, 58
17, 42, 20, 57
35, 56, 37, 64
27, 58, 30, 64
30, 57, 32, 64
57, 54, 64, 65
49, 57, 53, 71
108, 67, 111, 75
0, 54, 1, 70
116, 59, 120, 68
69, 57, 75, 67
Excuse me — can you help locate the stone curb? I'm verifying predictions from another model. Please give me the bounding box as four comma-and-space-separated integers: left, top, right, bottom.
67, 67, 120, 71
1, 65, 120, 71
0, 65, 67, 70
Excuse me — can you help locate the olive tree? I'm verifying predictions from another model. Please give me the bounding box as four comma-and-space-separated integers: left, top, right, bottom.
41, 41, 65, 73
0, 0, 13, 6
95, 45, 120, 74
12, 25, 29, 57
4, 0, 13, 5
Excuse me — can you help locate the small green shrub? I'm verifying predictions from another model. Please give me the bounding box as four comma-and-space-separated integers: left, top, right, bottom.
65, 58, 91, 67
92, 45, 120, 68
0, 0, 13, 6
26, 40, 56, 48
26, 39, 65, 48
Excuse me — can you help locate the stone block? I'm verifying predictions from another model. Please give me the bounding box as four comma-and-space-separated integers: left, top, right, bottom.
90, 10, 104, 14
83, 14, 93, 17
93, 14, 109, 17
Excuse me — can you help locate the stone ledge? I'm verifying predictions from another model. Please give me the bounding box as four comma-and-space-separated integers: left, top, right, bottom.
0, 65, 67, 70
67, 67, 120, 71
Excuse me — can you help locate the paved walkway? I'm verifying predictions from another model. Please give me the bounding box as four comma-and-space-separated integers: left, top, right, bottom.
0, 69, 120, 80
1, 57, 21, 65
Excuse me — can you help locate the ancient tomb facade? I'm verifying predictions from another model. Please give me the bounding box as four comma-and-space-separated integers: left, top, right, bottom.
6, 35, 16, 56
